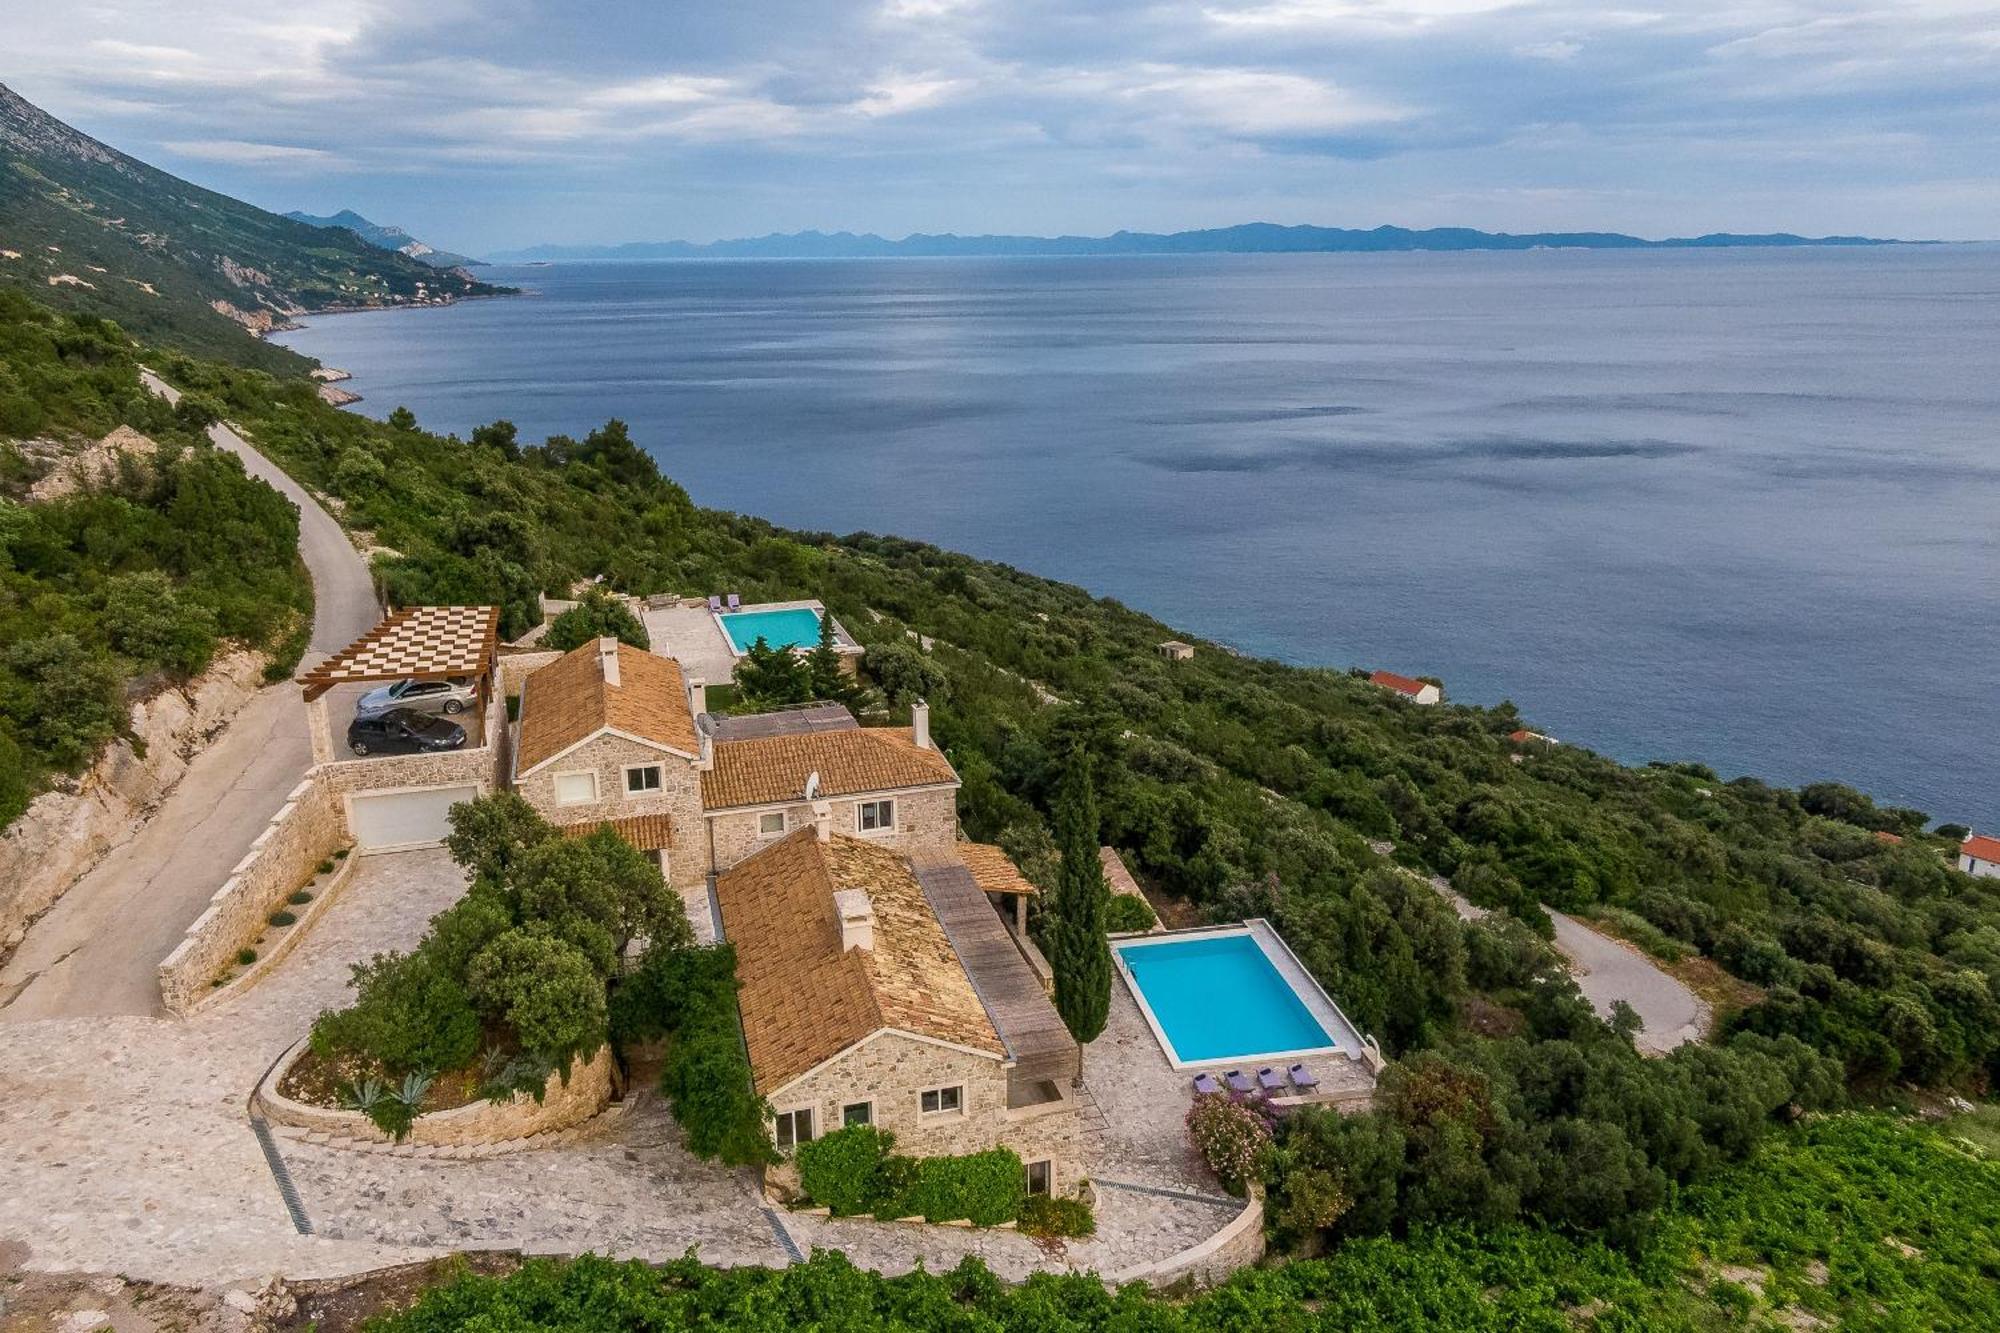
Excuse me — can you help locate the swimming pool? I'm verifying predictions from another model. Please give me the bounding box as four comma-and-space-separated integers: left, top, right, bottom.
1114, 927, 1343, 1068
718, 606, 824, 655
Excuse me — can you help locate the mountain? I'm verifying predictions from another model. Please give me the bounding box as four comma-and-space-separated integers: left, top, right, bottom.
491, 221, 1918, 263
0, 82, 506, 372
284, 208, 485, 269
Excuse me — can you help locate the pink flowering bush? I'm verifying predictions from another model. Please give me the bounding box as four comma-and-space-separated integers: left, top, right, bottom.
1185, 1091, 1275, 1194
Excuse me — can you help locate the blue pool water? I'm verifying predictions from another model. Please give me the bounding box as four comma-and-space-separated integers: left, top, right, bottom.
719, 607, 823, 654
1116, 933, 1334, 1065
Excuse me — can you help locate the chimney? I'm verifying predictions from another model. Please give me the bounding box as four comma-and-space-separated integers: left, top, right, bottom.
687, 676, 707, 718
833, 888, 875, 952
911, 699, 931, 750
598, 636, 620, 689
813, 799, 832, 843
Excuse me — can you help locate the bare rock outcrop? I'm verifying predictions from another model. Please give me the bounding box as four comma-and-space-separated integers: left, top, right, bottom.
0, 650, 267, 955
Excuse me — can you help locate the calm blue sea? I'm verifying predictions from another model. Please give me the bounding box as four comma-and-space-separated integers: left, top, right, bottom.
273, 248, 2000, 828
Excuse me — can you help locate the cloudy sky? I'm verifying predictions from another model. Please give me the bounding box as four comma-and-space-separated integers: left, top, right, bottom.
5, 1, 1997, 253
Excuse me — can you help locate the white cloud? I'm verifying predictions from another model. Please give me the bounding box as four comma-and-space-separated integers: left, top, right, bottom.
160, 139, 341, 166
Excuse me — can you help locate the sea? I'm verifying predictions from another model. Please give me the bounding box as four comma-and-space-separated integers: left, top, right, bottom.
273, 247, 2000, 829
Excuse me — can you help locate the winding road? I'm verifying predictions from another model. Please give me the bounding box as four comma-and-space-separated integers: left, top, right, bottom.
0, 375, 377, 1020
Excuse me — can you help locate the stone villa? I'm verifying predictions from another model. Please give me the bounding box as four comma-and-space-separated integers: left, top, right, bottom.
511, 635, 1080, 1181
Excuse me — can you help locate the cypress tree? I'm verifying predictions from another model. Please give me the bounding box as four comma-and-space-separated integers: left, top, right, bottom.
1048, 745, 1112, 1044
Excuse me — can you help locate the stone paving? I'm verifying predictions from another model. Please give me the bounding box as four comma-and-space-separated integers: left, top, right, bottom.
0, 846, 1258, 1290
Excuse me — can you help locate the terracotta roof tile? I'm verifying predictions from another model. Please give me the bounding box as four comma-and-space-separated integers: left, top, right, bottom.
957, 843, 1037, 896
1370, 670, 1431, 697
559, 813, 675, 852
701, 727, 958, 810
517, 640, 698, 774
1964, 834, 2000, 863
716, 830, 1001, 1094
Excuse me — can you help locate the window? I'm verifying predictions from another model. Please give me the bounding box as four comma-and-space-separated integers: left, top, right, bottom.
1026, 1160, 1052, 1196
842, 1101, 873, 1128
624, 764, 663, 795
773, 1107, 814, 1150
758, 811, 787, 837
553, 771, 597, 806
920, 1085, 963, 1115
857, 799, 896, 834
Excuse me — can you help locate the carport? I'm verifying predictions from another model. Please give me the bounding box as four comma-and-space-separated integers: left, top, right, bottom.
299, 605, 501, 851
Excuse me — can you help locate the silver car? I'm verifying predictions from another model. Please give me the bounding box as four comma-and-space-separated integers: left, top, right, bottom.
355, 676, 477, 719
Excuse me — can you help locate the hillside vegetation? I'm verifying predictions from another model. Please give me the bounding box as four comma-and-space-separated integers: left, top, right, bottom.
0, 83, 504, 373
0, 293, 311, 826
367, 1115, 2000, 1331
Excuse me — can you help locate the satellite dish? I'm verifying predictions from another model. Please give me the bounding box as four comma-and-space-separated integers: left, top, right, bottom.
804, 770, 820, 801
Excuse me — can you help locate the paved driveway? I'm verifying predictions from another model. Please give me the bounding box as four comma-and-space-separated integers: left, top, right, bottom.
1549, 909, 1708, 1055
0, 379, 377, 1021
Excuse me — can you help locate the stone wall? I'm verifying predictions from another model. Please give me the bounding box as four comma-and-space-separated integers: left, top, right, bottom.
498, 648, 562, 700
768, 1031, 1081, 1196
706, 785, 958, 876
0, 650, 266, 957
256, 1042, 615, 1147
315, 701, 506, 801
1104, 1187, 1266, 1288
157, 776, 346, 1014
517, 733, 706, 892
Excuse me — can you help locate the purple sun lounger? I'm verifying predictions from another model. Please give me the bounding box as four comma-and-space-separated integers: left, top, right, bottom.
1258, 1067, 1285, 1092
1224, 1070, 1254, 1094
1288, 1063, 1320, 1092
727, 592, 742, 611
707, 594, 722, 613
1192, 1073, 1221, 1096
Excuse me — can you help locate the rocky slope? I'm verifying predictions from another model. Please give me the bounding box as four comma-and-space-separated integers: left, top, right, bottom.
0, 83, 507, 371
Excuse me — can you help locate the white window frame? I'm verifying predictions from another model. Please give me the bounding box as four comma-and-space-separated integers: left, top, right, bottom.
841, 1099, 875, 1128
623, 763, 664, 797
757, 810, 788, 838
1025, 1159, 1052, 1196
856, 798, 897, 836
773, 1106, 814, 1150
919, 1084, 964, 1117
552, 770, 598, 807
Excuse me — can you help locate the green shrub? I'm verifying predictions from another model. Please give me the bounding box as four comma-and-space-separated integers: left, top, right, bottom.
543, 587, 649, 652
1586, 906, 1688, 963
235, 947, 257, 967
289, 890, 313, 905
1186, 1093, 1275, 1195
311, 950, 482, 1075
1018, 1193, 1095, 1238
902, 1147, 1026, 1226
1103, 892, 1157, 933
316, 858, 335, 876
795, 1124, 893, 1216
268, 910, 296, 927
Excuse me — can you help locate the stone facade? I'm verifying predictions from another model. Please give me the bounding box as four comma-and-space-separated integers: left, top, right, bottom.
706, 785, 959, 877
315, 701, 506, 802
157, 776, 347, 1014
258, 1042, 615, 1148
766, 1030, 1080, 1198
516, 732, 706, 892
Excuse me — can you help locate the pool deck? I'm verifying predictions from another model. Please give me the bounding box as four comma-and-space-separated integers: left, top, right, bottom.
644, 598, 861, 681
1112, 920, 1375, 1075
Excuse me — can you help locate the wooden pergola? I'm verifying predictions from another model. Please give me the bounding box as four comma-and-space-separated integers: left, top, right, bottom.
298, 605, 500, 763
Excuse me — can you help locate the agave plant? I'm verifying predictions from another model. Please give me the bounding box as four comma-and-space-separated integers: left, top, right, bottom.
396, 1069, 435, 1109
338, 1076, 387, 1113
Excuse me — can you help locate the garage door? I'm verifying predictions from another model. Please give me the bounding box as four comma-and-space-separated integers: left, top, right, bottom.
348, 786, 479, 853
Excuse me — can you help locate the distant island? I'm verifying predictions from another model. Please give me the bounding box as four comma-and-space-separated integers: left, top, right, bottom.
488, 222, 1921, 263
284, 209, 486, 270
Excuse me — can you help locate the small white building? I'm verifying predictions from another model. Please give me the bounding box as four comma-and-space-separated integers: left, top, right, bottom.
1158, 640, 1195, 662
1370, 670, 1441, 706
1961, 834, 2000, 879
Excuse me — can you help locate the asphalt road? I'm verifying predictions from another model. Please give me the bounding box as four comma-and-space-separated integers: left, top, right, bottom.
0, 377, 377, 1020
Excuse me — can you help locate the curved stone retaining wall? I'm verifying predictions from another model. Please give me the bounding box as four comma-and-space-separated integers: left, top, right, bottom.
1103, 1186, 1266, 1289
255, 1042, 616, 1148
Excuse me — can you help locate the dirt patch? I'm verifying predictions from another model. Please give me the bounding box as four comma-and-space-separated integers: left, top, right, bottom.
0, 1268, 239, 1333
278, 1047, 486, 1115
279, 1253, 526, 1333
1661, 955, 1764, 1029
1460, 994, 1527, 1039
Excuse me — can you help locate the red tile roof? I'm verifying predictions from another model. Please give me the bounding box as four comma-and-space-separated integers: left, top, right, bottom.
1963, 834, 2000, 863
1370, 670, 1431, 697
